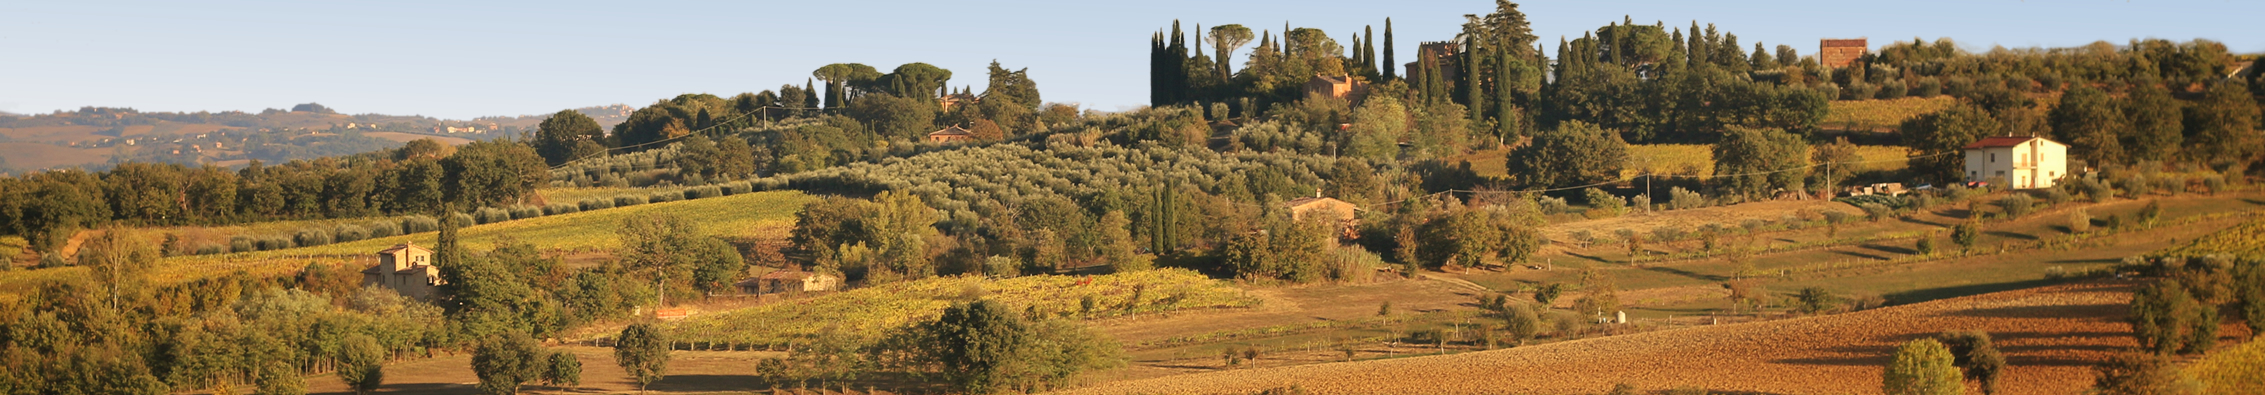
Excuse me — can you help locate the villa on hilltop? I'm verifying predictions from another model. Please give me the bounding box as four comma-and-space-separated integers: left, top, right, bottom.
361, 243, 443, 301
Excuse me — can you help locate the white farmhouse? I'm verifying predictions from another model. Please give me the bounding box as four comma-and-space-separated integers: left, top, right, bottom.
1961, 136, 2068, 189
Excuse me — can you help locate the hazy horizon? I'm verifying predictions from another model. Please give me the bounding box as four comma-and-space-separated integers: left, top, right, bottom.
4, 0, 2259, 120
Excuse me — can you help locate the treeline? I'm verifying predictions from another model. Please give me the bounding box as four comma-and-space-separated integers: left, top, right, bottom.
529, 61, 1079, 176
0, 138, 546, 253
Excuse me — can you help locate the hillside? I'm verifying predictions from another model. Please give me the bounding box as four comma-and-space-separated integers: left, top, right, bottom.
1061, 281, 2164, 395
0, 103, 633, 172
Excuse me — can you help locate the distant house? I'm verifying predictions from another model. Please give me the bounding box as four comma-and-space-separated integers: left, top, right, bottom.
1819, 38, 1868, 68
1402, 41, 1461, 83
1962, 135, 2069, 189
927, 125, 975, 144
1305, 74, 1368, 103
360, 243, 443, 301
940, 93, 980, 111
1285, 196, 1361, 238
735, 270, 841, 295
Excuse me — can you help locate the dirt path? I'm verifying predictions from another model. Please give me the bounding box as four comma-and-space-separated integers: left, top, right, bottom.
1059, 281, 2223, 395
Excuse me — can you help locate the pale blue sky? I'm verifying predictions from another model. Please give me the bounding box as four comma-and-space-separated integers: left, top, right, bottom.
2, 0, 2256, 120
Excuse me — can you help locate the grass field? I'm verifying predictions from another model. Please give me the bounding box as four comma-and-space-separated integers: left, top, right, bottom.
668, 268, 1259, 346
0, 190, 816, 292
1823, 96, 1956, 132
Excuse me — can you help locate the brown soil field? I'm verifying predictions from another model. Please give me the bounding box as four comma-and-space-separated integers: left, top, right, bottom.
1060, 281, 2194, 395
365, 131, 473, 145
0, 142, 114, 169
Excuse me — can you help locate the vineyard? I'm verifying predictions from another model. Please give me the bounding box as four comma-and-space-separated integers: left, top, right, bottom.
666, 268, 1259, 345
765, 142, 1341, 218
2160, 215, 2265, 258
1459, 144, 1912, 181
1822, 96, 1956, 132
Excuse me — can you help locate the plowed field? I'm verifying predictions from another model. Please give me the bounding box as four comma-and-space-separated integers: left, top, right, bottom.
1061, 281, 2158, 395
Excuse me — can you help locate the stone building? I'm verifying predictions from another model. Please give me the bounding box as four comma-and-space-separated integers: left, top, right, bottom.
360, 243, 443, 301
1819, 38, 1868, 68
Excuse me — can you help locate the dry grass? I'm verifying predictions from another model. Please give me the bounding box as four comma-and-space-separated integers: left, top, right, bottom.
1060, 281, 2157, 395
1824, 96, 1957, 132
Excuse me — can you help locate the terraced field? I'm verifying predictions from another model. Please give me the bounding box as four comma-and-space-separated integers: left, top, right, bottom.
1062, 281, 2154, 395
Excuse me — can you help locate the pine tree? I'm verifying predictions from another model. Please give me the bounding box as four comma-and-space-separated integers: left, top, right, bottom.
1382, 18, 1397, 81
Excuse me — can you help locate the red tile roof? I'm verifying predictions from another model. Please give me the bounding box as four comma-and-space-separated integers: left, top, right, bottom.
928, 125, 973, 137
1962, 136, 2043, 149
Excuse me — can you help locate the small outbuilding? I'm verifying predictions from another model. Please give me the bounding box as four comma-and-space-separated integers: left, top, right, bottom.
360, 243, 443, 302
1285, 196, 1362, 238
736, 270, 841, 295
1961, 135, 2069, 189
927, 125, 974, 144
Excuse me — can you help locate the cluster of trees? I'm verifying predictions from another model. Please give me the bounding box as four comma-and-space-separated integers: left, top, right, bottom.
2127, 255, 2265, 357
0, 138, 546, 255
871, 299, 1122, 393
1880, 331, 2008, 395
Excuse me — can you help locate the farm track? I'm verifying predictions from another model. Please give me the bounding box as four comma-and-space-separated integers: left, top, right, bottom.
1060, 281, 2170, 395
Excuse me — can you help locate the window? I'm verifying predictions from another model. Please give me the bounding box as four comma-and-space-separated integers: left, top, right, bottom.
1990, 153, 1996, 162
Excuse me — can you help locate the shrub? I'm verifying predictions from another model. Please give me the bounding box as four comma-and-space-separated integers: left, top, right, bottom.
2042, 187, 2071, 205
401, 215, 440, 234
649, 190, 684, 203
1821, 210, 1852, 225
2201, 175, 2226, 195
1859, 203, 1894, 222
1997, 194, 2035, 219
2137, 200, 2162, 227
1915, 234, 1938, 256
2069, 210, 2092, 233
686, 185, 724, 200
615, 194, 648, 207
1582, 188, 1625, 218
544, 203, 580, 216
1882, 338, 1963, 395
1537, 195, 1570, 214
450, 212, 476, 227
294, 228, 333, 247
1669, 187, 1709, 210
2119, 175, 2148, 199
1796, 287, 1845, 314
230, 235, 256, 253
580, 198, 615, 211
366, 220, 403, 238
1952, 221, 1982, 252
1878, 80, 1909, 99
2091, 352, 2188, 395
1935, 331, 2006, 395
1845, 81, 1879, 100
194, 245, 225, 255
333, 224, 370, 243
509, 205, 543, 220
257, 236, 295, 251
2080, 178, 2114, 203
1913, 77, 1943, 97
475, 207, 512, 224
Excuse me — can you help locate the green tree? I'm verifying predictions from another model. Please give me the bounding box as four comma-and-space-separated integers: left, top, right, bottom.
1901, 104, 2002, 183
1344, 93, 1411, 160
2092, 351, 2195, 395
79, 225, 158, 310
2183, 80, 2261, 163
1951, 220, 1981, 253
1935, 331, 2006, 395
1795, 286, 1845, 314
533, 110, 607, 165
884, 62, 953, 99
1096, 211, 1150, 271
2121, 81, 2184, 162
1712, 127, 1810, 199
254, 360, 304, 395
1882, 338, 1964, 395
850, 93, 939, 140
339, 334, 387, 395
441, 140, 547, 209
542, 351, 582, 390
2050, 86, 2128, 166
2130, 279, 2211, 355
615, 213, 708, 306
1813, 136, 1864, 194
614, 322, 670, 393
1506, 120, 1629, 188
1209, 24, 1255, 76
1500, 302, 1540, 346
472, 332, 544, 395
894, 299, 1122, 394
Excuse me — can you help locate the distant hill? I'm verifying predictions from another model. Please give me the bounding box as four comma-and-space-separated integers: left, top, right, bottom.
0, 103, 637, 173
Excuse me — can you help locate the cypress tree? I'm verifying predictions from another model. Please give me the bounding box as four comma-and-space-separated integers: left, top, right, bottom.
1466, 37, 1487, 122
1383, 18, 1397, 81
1497, 52, 1519, 143
1364, 25, 1377, 76
1151, 32, 1163, 105
1688, 21, 1705, 68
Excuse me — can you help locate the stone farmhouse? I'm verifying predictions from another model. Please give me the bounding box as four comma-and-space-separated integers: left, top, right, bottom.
360, 243, 443, 301
927, 125, 974, 144
1819, 38, 1868, 68
735, 270, 841, 295
1962, 135, 2069, 189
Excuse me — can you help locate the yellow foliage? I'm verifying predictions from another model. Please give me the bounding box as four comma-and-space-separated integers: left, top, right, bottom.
2185, 339, 2265, 395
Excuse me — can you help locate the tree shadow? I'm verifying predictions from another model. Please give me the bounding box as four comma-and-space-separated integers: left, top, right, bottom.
1564, 251, 1612, 264
1883, 278, 2063, 305
1938, 303, 2122, 319
1860, 243, 1916, 255
1899, 215, 1947, 227
1984, 230, 2037, 240
312, 383, 476, 395
1830, 250, 1889, 261
1641, 265, 1728, 282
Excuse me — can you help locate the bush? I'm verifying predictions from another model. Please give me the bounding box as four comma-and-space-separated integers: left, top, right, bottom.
230, 235, 255, 253
1935, 331, 2006, 394
1913, 77, 1943, 97
509, 205, 543, 220
194, 244, 225, 255
1997, 194, 2035, 219
257, 236, 296, 251
402, 215, 440, 234
1859, 203, 1894, 222
1537, 196, 1571, 214
1669, 187, 1709, 210
685, 185, 724, 200
544, 203, 580, 216
2042, 187, 2072, 205
615, 194, 648, 207
1882, 338, 1963, 395
578, 198, 612, 211
2201, 175, 2226, 195
2069, 210, 2092, 233
1915, 235, 1938, 256
1845, 82, 1879, 100
649, 190, 683, 203
294, 228, 334, 247
366, 220, 403, 238
333, 224, 370, 243
1878, 80, 1909, 99
450, 212, 476, 227
1796, 287, 1845, 314
475, 207, 512, 224
2092, 352, 2189, 395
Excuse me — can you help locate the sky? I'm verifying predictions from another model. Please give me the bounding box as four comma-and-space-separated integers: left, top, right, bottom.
2, 0, 2259, 120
